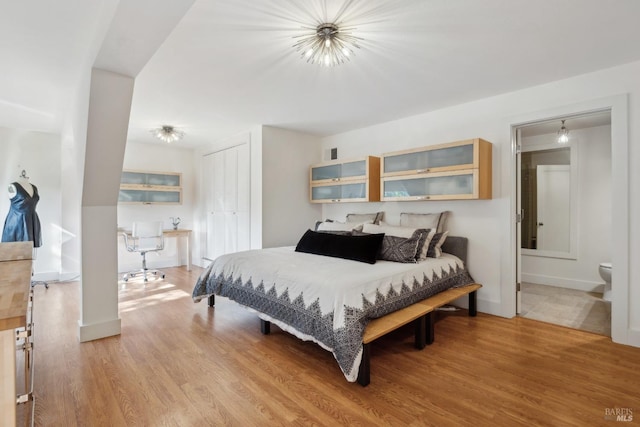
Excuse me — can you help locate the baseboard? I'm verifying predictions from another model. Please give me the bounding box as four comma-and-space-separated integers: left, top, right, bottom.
118, 260, 185, 274
78, 318, 121, 342
627, 328, 640, 348
59, 271, 81, 282
194, 258, 212, 269
521, 273, 603, 292
32, 270, 59, 282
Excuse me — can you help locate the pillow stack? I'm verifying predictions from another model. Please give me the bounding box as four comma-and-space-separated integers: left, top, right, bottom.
300, 211, 450, 264
399, 212, 450, 258
361, 223, 436, 263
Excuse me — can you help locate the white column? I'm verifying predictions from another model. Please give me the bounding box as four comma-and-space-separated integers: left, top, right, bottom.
78, 68, 133, 342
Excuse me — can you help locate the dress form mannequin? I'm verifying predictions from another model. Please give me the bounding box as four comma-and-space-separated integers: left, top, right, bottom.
3, 169, 47, 287
8, 170, 33, 198
2, 169, 41, 247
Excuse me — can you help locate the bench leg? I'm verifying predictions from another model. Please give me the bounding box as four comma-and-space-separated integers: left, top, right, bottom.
469, 291, 478, 317
357, 343, 371, 386
415, 315, 426, 349
208, 295, 215, 307
260, 319, 271, 335
425, 311, 435, 345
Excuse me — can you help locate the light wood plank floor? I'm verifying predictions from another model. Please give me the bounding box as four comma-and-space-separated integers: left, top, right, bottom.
22, 267, 640, 426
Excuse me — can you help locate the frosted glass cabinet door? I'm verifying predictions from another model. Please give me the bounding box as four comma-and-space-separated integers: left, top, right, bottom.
382, 139, 480, 176
311, 164, 342, 182
121, 171, 180, 186
340, 160, 367, 179
119, 170, 183, 204
119, 189, 181, 204
311, 159, 367, 183
382, 171, 477, 200
311, 182, 367, 202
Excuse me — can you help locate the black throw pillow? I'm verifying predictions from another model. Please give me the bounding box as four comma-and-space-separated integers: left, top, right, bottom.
295, 229, 384, 264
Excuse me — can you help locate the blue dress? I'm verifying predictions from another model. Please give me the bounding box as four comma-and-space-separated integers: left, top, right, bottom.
2, 182, 42, 247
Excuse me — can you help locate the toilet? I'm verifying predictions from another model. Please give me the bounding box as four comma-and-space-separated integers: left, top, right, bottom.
599, 262, 612, 301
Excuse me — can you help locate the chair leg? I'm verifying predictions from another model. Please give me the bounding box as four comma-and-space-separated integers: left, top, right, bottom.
142, 252, 148, 282
122, 251, 164, 284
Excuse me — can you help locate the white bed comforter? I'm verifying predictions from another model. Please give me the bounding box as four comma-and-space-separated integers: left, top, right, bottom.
193, 246, 474, 382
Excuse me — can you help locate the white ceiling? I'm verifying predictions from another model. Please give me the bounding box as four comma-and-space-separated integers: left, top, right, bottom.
3, 0, 640, 148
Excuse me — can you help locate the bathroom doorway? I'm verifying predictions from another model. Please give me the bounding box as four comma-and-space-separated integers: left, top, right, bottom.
515, 111, 612, 336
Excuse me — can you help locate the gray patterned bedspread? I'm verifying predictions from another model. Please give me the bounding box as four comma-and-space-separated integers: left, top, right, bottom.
193, 246, 474, 382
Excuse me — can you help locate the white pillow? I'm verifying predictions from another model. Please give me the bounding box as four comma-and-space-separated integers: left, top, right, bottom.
346, 212, 384, 224
363, 222, 417, 238
400, 212, 449, 233
316, 220, 371, 232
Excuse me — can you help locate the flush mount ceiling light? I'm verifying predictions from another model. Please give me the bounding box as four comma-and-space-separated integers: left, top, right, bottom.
557, 120, 569, 144
293, 22, 362, 67
151, 125, 184, 143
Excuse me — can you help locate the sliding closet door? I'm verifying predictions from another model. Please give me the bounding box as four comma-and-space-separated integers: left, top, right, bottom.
235, 143, 250, 253
203, 144, 250, 261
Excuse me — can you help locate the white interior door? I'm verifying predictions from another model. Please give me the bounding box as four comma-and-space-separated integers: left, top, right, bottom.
536, 165, 571, 253
235, 143, 250, 252
203, 144, 250, 261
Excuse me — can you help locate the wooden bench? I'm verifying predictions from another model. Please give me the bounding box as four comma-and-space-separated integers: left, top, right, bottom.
357, 283, 482, 386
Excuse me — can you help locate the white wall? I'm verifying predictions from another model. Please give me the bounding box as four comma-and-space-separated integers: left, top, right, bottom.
261, 126, 322, 248
0, 127, 61, 280
522, 125, 611, 291
117, 141, 196, 272
320, 60, 640, 347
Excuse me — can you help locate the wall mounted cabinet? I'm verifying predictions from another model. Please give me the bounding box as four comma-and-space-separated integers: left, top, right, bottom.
381, 138, 492, 201
118, 170, 182, 205
309, 156, 380, 203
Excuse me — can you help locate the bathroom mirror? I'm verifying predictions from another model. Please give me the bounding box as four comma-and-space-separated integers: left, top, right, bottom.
520, 140, 578, 259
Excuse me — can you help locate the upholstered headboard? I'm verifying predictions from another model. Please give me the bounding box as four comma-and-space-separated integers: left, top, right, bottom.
441, 236, 468, 264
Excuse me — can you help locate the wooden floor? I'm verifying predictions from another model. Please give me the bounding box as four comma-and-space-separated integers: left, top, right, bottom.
22, 266, 640, 426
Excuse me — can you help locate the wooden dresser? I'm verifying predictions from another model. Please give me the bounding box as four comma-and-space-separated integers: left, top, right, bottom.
0, 242, 33, 425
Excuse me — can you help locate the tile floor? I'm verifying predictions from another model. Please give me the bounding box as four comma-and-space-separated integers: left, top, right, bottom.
520, 282, 611, 336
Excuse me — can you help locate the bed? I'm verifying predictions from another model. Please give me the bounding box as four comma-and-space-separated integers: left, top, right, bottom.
192, 234, 475, 383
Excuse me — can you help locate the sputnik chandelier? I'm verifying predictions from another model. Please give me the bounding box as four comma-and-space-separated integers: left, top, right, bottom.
293, 22, 362, 67
150, 125, 184, 143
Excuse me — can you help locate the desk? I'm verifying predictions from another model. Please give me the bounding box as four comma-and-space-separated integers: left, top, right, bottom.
0, 242, 33, 426
162, 229, 192, 271
119, 229, 192, 271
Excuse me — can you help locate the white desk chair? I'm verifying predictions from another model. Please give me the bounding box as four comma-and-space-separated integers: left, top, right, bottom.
122, 221, 165, 282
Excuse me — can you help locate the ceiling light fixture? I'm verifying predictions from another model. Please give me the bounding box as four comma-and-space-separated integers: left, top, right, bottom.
293, 22, 362, 67
557, 120, 569, 144
151, 125, 184, 143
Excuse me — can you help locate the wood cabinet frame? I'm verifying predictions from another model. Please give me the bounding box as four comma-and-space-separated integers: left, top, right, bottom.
118, 169, 182, 205
381, 138, 492, 201
309, 156, 380, 203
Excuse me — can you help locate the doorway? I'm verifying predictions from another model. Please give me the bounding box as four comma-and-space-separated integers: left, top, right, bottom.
515, 111, 612, 335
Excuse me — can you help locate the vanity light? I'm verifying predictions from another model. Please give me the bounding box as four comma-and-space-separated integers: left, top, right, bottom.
557, 120, 569, 144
